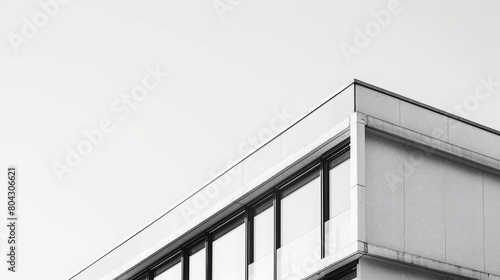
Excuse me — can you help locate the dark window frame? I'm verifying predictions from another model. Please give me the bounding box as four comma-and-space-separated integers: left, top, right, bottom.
209, 211, 246, 280
183, 237, 206, 280
322, 260, 357, 280
321, 143, 350, 258
274, 163, 323, 279
127, 139, 351, 280
246, 192, 274, 280
150, 251, 182, 279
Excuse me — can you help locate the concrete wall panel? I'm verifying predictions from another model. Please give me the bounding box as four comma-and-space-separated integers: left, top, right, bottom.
359, 259, 446, 280
400, 101, 448, 141
403, 147, 446, 262
484, 173, 500, 275
365, 134, 500, 275
358, 259, 404, 280
404, 270, 444, 280
448, 118, 500, 160
356, 85, 400, 125
365, 134, 405, 251
445, 161, 484, 271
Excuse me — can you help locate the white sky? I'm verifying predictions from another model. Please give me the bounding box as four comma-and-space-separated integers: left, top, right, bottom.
0, 1, 500, 279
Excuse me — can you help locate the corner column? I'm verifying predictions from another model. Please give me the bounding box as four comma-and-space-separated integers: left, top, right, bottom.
350, 112, 366, 245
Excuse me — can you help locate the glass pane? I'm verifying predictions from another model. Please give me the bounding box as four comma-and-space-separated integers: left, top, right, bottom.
249, 206, 273, 280
254, 206, 274, 260
154, 261, 181, 280
281, 175, 321, 244
329, 159, 351, 218
213, 223, 245, 280
279, 173, 321, 278
189, 247, 206, 280
326, 158, 351, 256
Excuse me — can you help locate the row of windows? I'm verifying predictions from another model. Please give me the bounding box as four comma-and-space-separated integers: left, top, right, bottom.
132, 142, 354, 280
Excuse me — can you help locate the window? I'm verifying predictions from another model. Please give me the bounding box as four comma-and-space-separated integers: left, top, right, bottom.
249, 201, 274, 280
153, 257, 181, 280
212, 220, 246, 280
127, 143, 351, 280
326, 154, 351, 256
188, 243, 205, 280
278, 170, 321, 279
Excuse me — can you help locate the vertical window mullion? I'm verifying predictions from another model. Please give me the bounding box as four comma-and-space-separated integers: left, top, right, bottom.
186, 240, 206, 280
273, 189, 279, 280
245, 207, 252, 280
205, 235, 212, 280
211, 215, 246, 280
248, 196, 274, 280
181, 248, 189, 280
321, 159, 329, 259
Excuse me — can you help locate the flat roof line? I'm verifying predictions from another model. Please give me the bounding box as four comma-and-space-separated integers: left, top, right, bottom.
353, 79, 500, 137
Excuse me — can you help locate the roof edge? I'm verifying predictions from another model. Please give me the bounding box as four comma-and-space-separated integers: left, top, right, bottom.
352, 79, 500, 137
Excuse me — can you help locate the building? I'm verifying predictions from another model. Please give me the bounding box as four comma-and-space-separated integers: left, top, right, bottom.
71, 80, 500, 280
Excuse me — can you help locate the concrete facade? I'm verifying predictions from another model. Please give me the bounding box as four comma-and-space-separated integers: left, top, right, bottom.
71, 80, 500, 280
